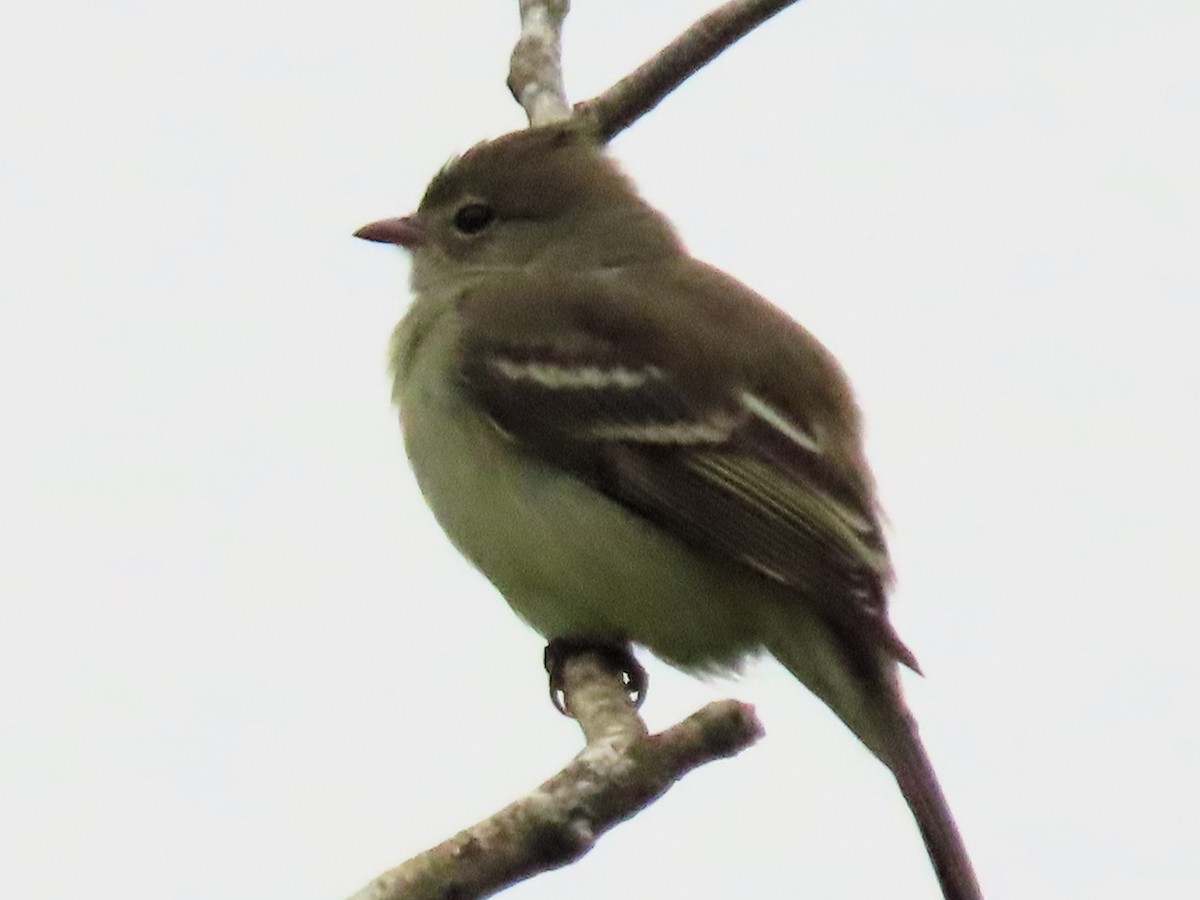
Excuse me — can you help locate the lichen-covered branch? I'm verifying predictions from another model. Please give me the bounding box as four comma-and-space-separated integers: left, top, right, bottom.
577, 0, 804, 141
507, 1, 803, 140
347, 653, 763, 900
508, 0, 573, 126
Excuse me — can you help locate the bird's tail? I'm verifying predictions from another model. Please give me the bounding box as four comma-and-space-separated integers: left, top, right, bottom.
882, 712, 983, 900
763, 612, 982, 900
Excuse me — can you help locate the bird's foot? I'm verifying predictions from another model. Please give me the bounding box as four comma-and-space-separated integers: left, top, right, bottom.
543, 637, 648, 714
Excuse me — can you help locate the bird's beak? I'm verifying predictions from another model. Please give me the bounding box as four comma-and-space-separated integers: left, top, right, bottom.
353, 215, 426, 248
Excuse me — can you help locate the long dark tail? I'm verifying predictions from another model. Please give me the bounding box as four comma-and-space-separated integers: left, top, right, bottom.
884, 717, 983, 900
762, 610, 982, 898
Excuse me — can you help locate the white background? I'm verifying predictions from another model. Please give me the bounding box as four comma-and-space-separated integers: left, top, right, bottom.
2, 1, 1197, 898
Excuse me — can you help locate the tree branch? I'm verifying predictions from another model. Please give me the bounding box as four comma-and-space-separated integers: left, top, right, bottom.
347, 652, 763, 900
508, 1, 804, 140
577, 0, 804, 141
508, 0, 573, 126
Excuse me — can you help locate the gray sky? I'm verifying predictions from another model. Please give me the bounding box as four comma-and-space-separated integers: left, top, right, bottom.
2, 1, 1197, 898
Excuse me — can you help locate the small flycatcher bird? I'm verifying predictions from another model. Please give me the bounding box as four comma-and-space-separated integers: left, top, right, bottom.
356, 123, 982, 900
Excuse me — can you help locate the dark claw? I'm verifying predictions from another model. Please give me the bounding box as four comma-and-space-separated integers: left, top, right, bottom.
544, 637, 648, 713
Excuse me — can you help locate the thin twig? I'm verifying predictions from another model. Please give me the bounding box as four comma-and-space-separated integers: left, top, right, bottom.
577, 0, 804, 141
347, 653, 762, 900
508, 0, 573, 126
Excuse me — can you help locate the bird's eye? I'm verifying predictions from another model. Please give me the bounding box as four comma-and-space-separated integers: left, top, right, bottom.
452, 203, 495, 235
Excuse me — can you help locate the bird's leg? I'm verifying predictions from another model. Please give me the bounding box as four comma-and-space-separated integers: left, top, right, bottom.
544, 637, 648, 713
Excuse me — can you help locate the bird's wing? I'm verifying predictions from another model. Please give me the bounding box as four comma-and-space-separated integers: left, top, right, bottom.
455, 267, 915, 668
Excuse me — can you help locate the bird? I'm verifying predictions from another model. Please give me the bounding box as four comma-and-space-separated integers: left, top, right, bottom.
354, 122, 983, 900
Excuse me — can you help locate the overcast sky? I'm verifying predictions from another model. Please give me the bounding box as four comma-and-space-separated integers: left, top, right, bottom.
2, 1, 1197, 898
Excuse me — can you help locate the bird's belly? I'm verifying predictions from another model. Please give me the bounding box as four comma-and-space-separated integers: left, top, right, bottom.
398, 359, 762, 672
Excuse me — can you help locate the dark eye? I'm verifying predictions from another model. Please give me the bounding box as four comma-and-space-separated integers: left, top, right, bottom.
452, 203, 495, 235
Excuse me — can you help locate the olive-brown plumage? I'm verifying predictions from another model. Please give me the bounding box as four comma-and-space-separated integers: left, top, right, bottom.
358, 124, 982, 900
